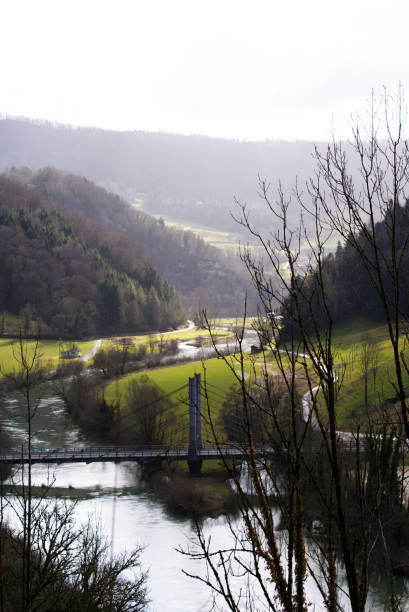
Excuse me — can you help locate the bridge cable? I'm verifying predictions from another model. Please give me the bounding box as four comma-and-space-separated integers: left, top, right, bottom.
115, 383, 189, 424
202, 387, 227, 403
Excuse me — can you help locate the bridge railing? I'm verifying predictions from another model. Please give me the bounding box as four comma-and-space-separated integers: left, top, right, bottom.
0, 443, 237, 453
0, 443, 248, 461
0, 438, 371, 463
0, 444, 187, 454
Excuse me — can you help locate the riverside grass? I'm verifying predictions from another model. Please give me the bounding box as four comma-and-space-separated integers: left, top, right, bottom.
105, 354, 241, 423
0, 339, 94, 373
104, 349, 292, 442
103, 327, 234, 350
103, 343, 286, 408
104, 317, 409, 433
305, 319, 409, 428
330, 320, 409, 426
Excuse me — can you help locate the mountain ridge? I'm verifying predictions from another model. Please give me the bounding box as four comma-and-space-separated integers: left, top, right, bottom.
5, 167, 256, 316
0, 175, 185, 337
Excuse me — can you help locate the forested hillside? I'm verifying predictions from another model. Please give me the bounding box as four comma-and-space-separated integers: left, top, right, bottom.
0, 118, 319, 235
0, 176, 184, 337
5, 167, 255, 314
281, 200, 409, 333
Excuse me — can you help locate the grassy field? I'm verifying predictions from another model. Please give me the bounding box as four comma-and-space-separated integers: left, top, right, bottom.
105, 327, 234, 346
103, 317, 409, 436
308, 319, 409, 428
103, 341, 294, 445
0, 339, 95, 373
105, 355, 239, 407
130, 204, 242, 254
209, 316, 259, 329
104, 351, 266, 442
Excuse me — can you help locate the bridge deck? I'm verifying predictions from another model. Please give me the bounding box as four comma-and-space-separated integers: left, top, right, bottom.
0, 438, 367, 465
0, 445, 255, 464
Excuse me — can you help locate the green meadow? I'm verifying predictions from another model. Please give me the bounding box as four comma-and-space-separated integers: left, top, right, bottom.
103, 342, 296, 445
104, 327, 234, 349
209, 317, 259, 329
104, 317, 409, 435
0, 339, 95, 373
104, 352, 267, 442
130, 206, 242, 254
329, 320, 409, 427
105, 355, 239, 409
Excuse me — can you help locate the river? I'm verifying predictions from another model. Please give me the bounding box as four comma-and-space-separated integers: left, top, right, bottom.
0, 336, 406, 611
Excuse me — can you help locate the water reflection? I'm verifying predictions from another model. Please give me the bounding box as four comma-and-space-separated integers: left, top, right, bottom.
1, 353, 407, 610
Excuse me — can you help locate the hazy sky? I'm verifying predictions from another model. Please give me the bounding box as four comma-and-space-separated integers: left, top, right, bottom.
1, 0, 408, 141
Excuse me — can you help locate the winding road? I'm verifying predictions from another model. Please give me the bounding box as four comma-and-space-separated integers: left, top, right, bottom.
79, 321, 196, 364
81, 339, 102, 362
162, 320, 196, 335
81, 327, 327, 435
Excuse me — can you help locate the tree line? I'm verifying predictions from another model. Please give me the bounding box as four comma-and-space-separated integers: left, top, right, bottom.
5, 166, 257, 315
0, 339, 149, 611
280, 198, 409, 333
0, 176, 185, 337
187, 91, 409, 611
0, 118, 317, 226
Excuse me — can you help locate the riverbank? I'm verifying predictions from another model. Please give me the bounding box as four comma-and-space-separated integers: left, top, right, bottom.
149, 460, 237, 518
1, 377, 407, 610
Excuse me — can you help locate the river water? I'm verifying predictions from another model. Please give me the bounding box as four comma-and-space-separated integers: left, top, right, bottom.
0, 337, 406, 611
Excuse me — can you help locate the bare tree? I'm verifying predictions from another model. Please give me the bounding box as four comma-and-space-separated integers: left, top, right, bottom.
311, 89, 409, 437
122, 374, 175, 445
0, 335, 149, 611
183, 91, 409, 611
359, 334, 379, 415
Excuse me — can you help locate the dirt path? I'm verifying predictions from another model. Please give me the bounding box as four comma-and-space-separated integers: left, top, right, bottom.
81, 339, 102, 362
164, 320, 196, 335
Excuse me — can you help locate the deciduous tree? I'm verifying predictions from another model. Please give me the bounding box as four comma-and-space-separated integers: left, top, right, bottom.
184, 90, 409, 611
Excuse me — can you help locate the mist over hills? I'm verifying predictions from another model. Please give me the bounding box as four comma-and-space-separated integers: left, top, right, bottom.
4, 167, 256, 317
0, 118, 320, 235
0, 117, 337, 320
0, 175, 185, 337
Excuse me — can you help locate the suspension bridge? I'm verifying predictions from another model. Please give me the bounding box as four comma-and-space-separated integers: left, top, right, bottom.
0, 374, 264, 474
0, 373, 373, 474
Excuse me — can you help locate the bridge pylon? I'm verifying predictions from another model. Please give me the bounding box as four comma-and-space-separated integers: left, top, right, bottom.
188, 373, 202, 475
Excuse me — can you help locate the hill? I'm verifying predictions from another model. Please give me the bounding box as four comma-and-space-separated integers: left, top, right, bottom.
0, 176, 184, 337
0, 118, 319, 235
5, 167, 256, 315
280, 199, 409, 336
